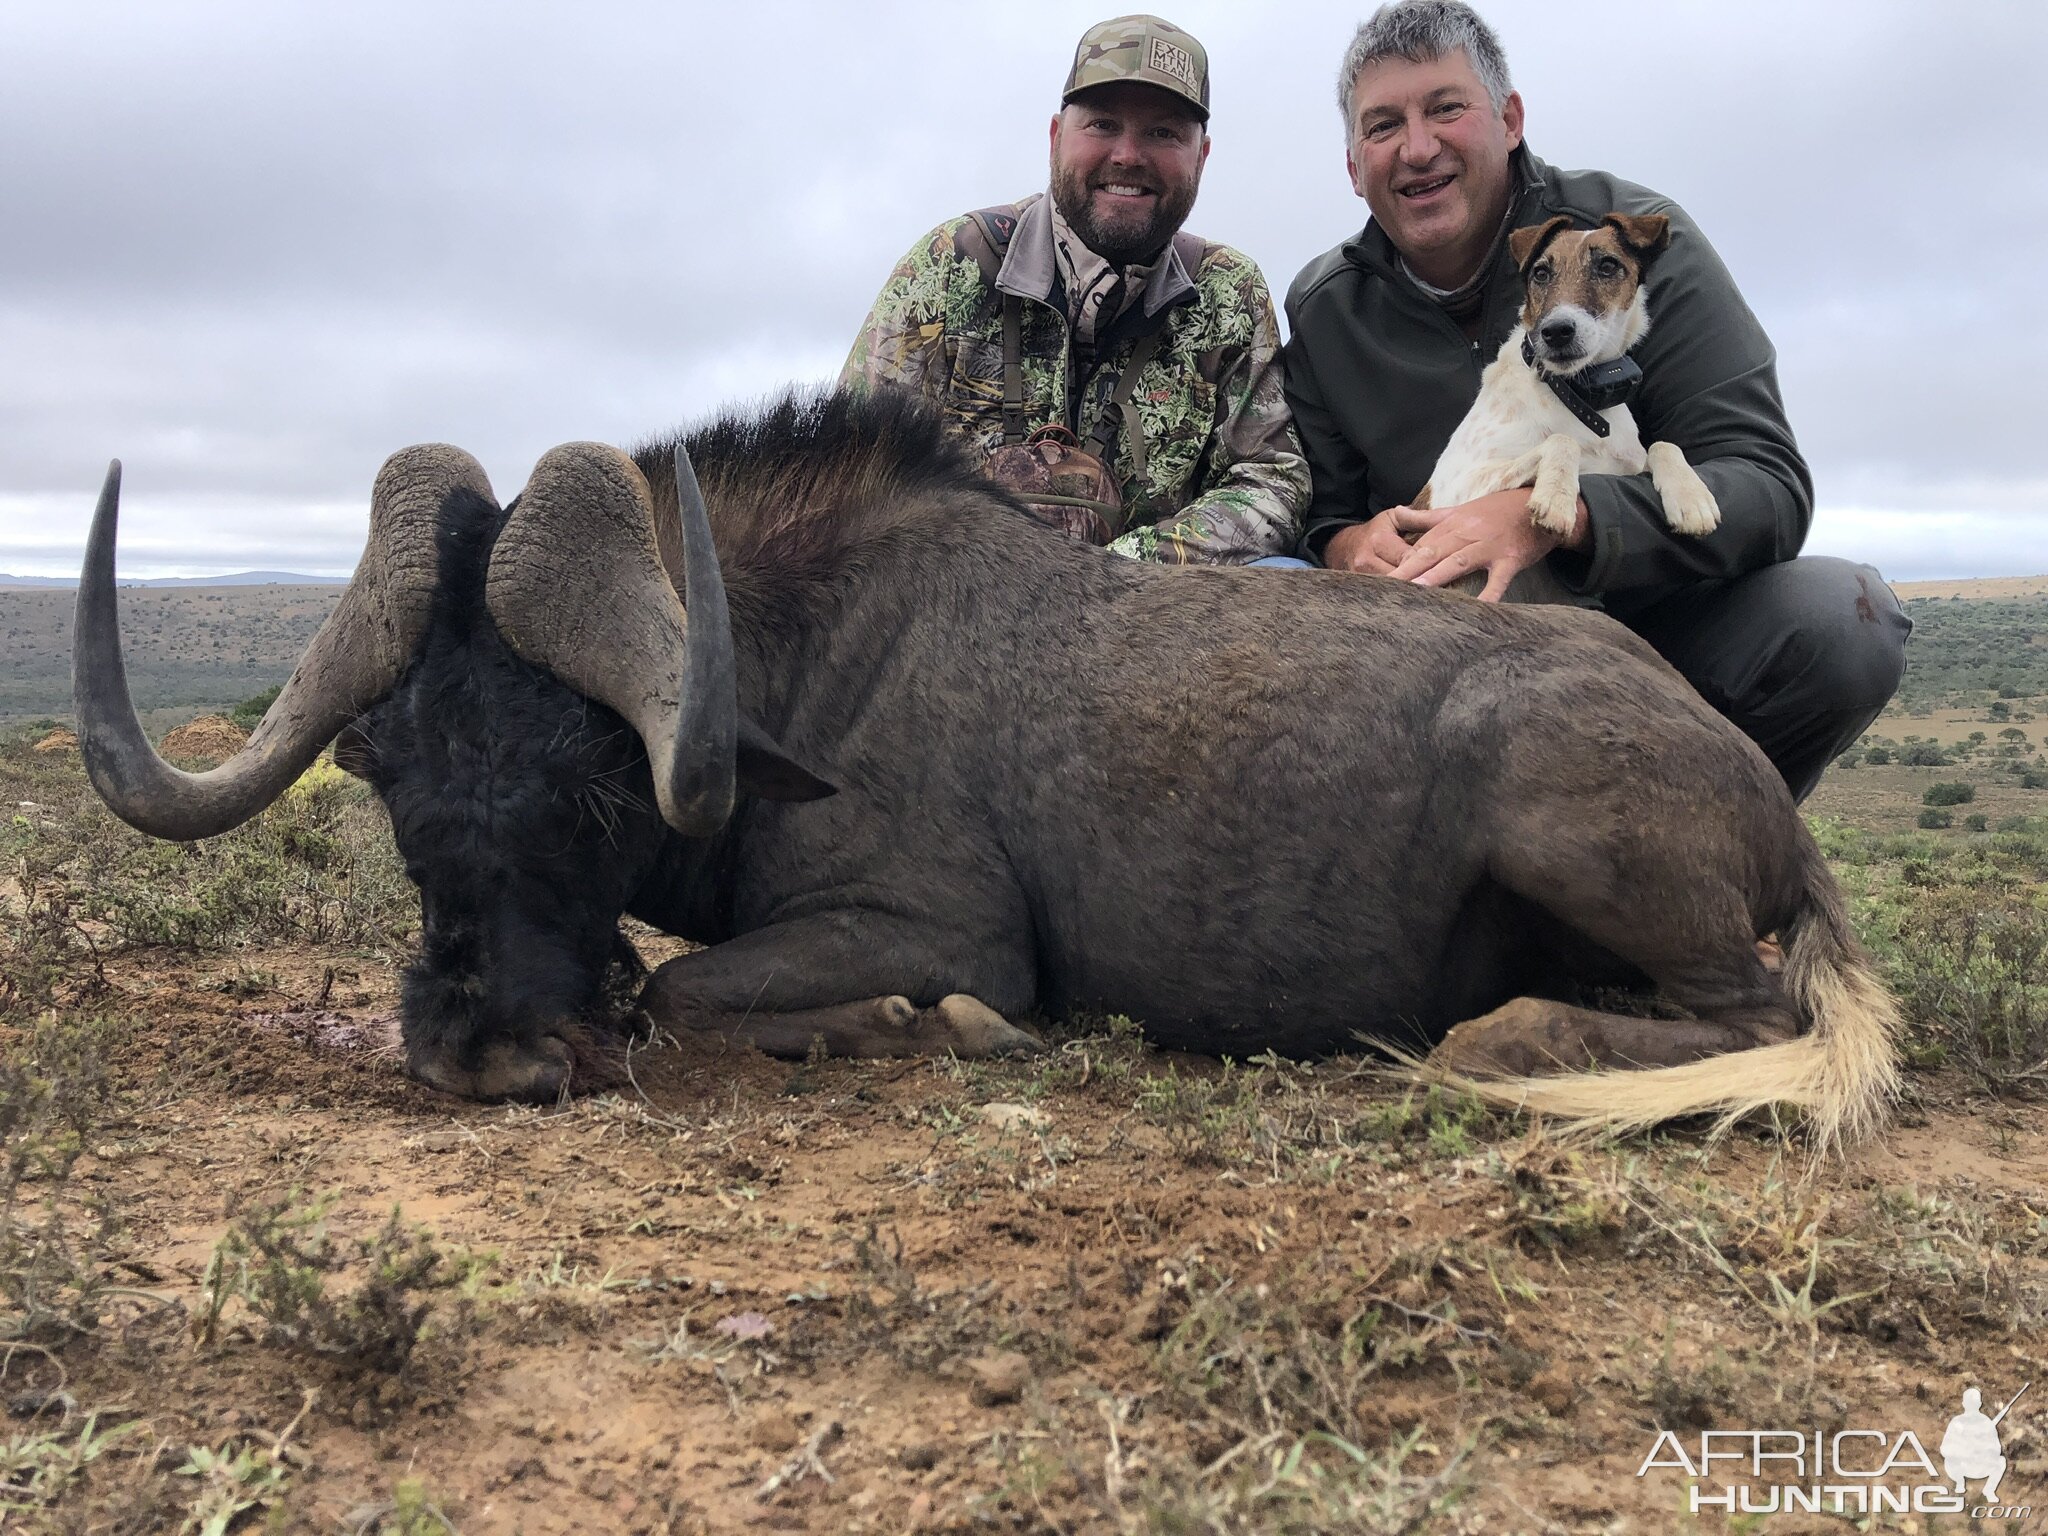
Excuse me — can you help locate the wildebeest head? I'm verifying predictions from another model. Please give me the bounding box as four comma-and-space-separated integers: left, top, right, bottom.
74, 441, 826, 1102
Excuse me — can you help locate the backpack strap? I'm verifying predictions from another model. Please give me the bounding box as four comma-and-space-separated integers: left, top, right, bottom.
966, 206, 1018, 282
1082, 235, 1201, 476
1083, 326, 1164, 485
968, 208, 1031, 447
1000, 294, 1027, 446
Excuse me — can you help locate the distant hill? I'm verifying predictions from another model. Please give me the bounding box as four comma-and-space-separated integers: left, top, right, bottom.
7, 569, 2048, 730
1892, 575, 2048, 601
1, 584, 343, 723
0, 571, 347, 588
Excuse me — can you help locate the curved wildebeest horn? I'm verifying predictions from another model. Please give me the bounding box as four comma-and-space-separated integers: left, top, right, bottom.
74, 447, 489, 840
484, 442, 736, 837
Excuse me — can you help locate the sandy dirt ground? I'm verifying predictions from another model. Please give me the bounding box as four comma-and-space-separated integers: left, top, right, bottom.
17, 933, 2046, 1535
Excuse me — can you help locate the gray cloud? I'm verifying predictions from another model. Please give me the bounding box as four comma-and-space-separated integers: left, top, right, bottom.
4, 0, 2040, 578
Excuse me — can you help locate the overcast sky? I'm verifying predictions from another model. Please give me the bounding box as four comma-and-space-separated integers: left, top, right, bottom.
4, 0, 2043, 580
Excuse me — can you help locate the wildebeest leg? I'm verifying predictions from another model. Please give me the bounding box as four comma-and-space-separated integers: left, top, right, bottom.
658, 992, 1037, 1059
1429, 995, 1796, 1078
640, 920, 1042, 1059
1433, 794, 1802, 1077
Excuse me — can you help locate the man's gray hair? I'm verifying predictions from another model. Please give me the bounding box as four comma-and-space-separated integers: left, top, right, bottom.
1336, 1, 1514, 129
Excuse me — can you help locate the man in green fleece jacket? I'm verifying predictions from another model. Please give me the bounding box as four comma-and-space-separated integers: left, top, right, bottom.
1283, 0, 1908, 800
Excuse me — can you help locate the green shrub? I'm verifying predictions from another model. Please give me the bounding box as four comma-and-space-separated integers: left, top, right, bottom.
2023, 771, 2048, 790
56, 769, 412, 952
1864, 746, 1894, 765
1917, 809, 1954, 830
199, 1195, 488, 1384
0, 1016, 124, 1343
1924, 782, 1977, 806
1901, 742, 1951, 767
1883, 886, 2048, 1088
228, 684, 283, 730
1964, 813, 1989, 832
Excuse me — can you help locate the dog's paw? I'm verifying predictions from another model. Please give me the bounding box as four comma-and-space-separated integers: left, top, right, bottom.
1527, 486, 1579, 537
1660, 480, 1721, 536
1647, 442, 1721, 536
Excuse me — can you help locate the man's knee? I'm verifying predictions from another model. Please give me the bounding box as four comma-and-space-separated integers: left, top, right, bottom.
1727, 557, 1911, 719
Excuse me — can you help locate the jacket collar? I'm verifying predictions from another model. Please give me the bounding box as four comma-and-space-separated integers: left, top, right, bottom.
996, 191, 1198, 319
1342, 145, 1550, 284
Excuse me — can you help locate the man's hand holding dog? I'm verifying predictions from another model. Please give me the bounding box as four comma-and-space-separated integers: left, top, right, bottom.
1323, 489, 1589, 602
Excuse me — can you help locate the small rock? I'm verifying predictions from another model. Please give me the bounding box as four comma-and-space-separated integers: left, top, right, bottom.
715, 1310, 774, 1340
966, 1350, 1031, 1406
978, 1102, 1049, 1132
7, 1389, 74, 1420
750, 1409, 800, 1452
898, 1441, 940, 1471
905, 1491, 934, 1530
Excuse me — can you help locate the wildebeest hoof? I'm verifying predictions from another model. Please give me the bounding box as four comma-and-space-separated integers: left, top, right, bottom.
408, 1035, 573, 1102
1427, 998, 1586, 1079
931, 994, 1044, 1057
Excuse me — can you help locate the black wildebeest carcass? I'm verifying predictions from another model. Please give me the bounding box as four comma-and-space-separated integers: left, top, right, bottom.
74, 390, 1898, 1148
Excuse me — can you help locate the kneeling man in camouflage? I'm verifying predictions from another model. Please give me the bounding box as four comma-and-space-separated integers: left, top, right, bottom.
842, 15, 1309, 565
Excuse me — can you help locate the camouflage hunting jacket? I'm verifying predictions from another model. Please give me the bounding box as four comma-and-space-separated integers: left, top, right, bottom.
841, 194, 1309, 564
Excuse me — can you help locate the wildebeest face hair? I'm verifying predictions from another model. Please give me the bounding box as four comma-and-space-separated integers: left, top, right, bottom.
337, 490, 671, 1098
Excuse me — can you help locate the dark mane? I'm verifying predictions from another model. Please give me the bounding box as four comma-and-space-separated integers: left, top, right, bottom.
428, 484, 512, 632
631, 387, 1015, 581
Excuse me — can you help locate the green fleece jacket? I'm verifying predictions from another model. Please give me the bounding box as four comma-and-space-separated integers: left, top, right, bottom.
1283, 147, 1811, 608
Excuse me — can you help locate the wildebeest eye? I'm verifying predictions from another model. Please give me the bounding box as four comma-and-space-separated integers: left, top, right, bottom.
1595, 255, 1624, 278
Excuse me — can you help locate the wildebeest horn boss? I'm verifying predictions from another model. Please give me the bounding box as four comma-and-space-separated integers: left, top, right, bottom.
74, 390, 1900, 1149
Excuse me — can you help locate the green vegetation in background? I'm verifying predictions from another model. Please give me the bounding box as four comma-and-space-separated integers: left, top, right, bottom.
1812, 812, 2048, 1088
8, 585, 2048, 728
229, 685, 282, 729
1892, 595, 2048, 708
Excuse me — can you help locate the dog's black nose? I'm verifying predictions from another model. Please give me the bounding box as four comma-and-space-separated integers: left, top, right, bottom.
1540, 320, 1577, 349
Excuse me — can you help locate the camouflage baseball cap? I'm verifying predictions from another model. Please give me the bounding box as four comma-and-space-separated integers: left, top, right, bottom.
1062, 15, 1210, 122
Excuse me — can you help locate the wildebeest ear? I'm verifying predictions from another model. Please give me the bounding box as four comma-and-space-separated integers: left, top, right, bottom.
1508, 215, 1573, 273
1604, 213, 1672, 266
332, 719, 376, 780
737, 715, 836, 802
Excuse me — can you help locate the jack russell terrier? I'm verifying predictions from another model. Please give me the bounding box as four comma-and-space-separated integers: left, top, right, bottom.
1417, 212, 1719, 599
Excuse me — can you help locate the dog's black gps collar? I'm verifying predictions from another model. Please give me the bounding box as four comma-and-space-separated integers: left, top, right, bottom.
1521, 333, 1642, 439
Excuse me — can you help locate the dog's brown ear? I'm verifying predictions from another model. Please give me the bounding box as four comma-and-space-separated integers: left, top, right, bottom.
1508, 215, 1572, 273
1604, 213, 1672, 266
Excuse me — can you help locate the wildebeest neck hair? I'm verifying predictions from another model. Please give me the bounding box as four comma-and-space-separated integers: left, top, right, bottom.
633, 389, 1022, 613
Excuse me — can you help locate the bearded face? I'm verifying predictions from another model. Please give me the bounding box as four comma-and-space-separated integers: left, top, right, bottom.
1049, 84, 1209, 266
